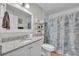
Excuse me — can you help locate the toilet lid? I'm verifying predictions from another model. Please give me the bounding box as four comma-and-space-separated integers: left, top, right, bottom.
41, 44, 55, 51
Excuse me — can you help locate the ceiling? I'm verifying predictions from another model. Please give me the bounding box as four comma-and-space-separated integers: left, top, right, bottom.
37, 3, 79, 15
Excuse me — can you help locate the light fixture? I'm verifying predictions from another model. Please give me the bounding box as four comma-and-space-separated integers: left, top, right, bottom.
25, 3, 30, 9
19, 3, 23, 5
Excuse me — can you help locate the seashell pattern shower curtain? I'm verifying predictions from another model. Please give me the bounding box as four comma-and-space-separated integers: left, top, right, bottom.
47, 11, 79, 56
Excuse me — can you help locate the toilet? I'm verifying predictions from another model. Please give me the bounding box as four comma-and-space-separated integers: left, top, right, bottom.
41, 44, 55, 56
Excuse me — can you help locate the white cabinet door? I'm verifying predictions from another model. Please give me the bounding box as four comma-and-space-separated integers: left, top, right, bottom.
30, 39, 43, 56
5, 45, 31, 56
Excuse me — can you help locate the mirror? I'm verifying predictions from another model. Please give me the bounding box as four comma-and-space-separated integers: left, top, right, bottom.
4, 3, 32, 30
17, 13, 31, 29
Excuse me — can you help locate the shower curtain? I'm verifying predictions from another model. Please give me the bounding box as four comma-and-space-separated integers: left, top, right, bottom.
47, 11, 79, 56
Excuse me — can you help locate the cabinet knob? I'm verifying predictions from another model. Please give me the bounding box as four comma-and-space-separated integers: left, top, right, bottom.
28, 46, 33, 49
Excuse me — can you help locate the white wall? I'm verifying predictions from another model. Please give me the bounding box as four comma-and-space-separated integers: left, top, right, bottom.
27, 4, 46, 21
26, 3, 48, 34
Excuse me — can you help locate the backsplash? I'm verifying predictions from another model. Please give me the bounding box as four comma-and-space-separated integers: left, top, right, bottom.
1, 35, 30, 43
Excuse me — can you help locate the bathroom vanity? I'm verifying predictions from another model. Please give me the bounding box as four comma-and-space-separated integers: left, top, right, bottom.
0, 35, 44, 56
0, 3, 44, 56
